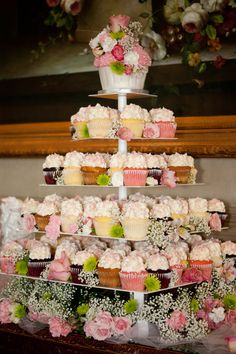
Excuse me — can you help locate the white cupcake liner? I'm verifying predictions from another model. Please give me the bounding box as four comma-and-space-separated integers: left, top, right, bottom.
99, 67, 147, 90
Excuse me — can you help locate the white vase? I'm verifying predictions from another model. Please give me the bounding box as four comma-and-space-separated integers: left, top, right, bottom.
99, 67, 147, 91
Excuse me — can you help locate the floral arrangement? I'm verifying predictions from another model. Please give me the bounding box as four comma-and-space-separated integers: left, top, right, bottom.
89, 15, 152, 75
142, 0, 236, 74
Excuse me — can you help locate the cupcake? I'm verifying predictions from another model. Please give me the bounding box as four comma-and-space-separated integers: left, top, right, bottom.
167, 153, 195, 184
119, 255, 148, 291
81, 153, 107, 185
27, 240, 52, 277
97, 250, 122, 288
208, 198, 228, 227
63, 151, 84, 185
70, 106, 90, 139
146, 253, 171, 288
87, 104, 112, 138
70, 250, 96, 284
150, 107, 176, 138
163, 245, 188, 285
21, 197, 39, 216
34, 201, 59, 231
204, 239, 223, 267
145, 154, 167, 184
108, 153, 126, 176
169, 197, 189, 221
93, 200, 120, 237
43, 153, 64, 185
123, 152, 148, 186
0, 241, 26, 274
60, 199, 83, 234
120, 104, 150, 138
221, 241, 236, 265
188, 197, 209, 220
121, 201, 150, 241
54, 239, 79, 261
189, 244, 213, 281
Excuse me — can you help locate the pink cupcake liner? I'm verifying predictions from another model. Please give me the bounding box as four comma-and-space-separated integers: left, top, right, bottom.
155, 122, 176, 138
28, 260, 51, 277
119, 271, 148, 291
123, 169, 148, 186
0, 256, 16, 274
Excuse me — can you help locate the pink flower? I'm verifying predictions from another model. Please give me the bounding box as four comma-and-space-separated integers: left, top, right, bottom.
160, 169, 176, 189
45, 214, 61, 241
109, 15, 130, 32
209, 213, 222, 232
84, 320, 112, 341
166, 310, 187, 331
95, 53, 116, 68
124, 65, 133, 75
181, 268, 204, 283
49, 317, 73, 337
225, 310, 236, 324
113, 317, 132, 335
84, 320, 98, 337
28, 310, 50, 324
133, 45, 152, 67
117, 127, 133, 141
22, 214, 36, 233
95, 311, 114, 326
204, 297, 223, 312
69, 223, 78, 234
143, 123, 160, 138
46, 0, 60, 7
61, 0, 83, 15
222, 260, 236, 283
48, 251, 71, 282
111, 45, 124, 61
0, 299, 12, 324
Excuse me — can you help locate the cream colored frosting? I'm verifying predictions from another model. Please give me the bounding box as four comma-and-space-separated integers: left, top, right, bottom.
121, 255, 146, 272
208, 198, 226, 213
109, 153, 126, 168
43, 194, 63, 209
151, 203, 171, 219
0, 241, 24, 257
87, 103, 110, 120
189, 244, 211, 260
82, 153, 107, 168
82, 196, 102, 218
71, 250, 95, 266
124, 152, 147, 169
54, 240, 79, 261
21, 197, 39, 214
128, 193, 156, 207
120, 104, 150, 121
36, 202, 59, 216
144, 154, 167, 169
98, 250, 122, 269
146, 254, 169, 271
29, 241, 51, 260
121, 201, 149, 219
43, 153, 64, 169
221, 241, 236, 256
167, 153, 194, 167
70, 106, 90, 123
149, 107, 175, 122
95, 200, 120, 218
60, 199, 83, 217
188, 197, 208, 213
64, 151, 84, 167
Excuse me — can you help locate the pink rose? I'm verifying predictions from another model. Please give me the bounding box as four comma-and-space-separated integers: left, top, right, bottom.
143, 123, 160, 138
209, 213, 222, 232
160, 169, 176, 189
166, 310, 187, 331
117, 127, 133, 141
48, 251, 71, 281
222, 260, 236, 283
95, 311, 114, 326
45, 214, 61, 241
181, 268, 204, 283
49, 317, 73, 337
111, 45, 124, 61
124, 65, 133, 75
113, 317, 132, 335
225, 310, 236, 324
0, 299, 11, 324
84, 320, 112, 341
204, 297, 223, 312
22, 214, 36, 233
61, 0, 83, 15
109, 15, 130, 32
96, 53, 116, 67
46, 0, 60, 7
84, 320, 97, 337
133, 45, 152, 67
28, 310, 50, 324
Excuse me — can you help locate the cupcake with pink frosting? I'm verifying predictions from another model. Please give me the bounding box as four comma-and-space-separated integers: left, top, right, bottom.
87, 104, 112, 138
70, 106, 90, 139
81, 153, 108, 185
123, 152, 148, 186
119, 255, 148, 291
146, 253, 171, 288
93, 200, 120, 237
149, 107, 176, 138
121, 201, 150, 241
43, 153, 64, 185
97, 249, 122, 288
120, 104, 150, 138
63, 151, 84, 185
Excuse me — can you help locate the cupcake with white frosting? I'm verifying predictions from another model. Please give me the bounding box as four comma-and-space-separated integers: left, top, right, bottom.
97, 249, 122, 288
93, 200, 120, 237
70, 250, 96, 283
145, 153, 167, 184
87, 104, 112, 138
123, 152, 148, 186
208, 198, 228, 227
120, 104, 150, 138
149, 107, 176, 138
188, 197, 209, 219
28, 240, 52, 277
81, 153, 108, 185
60, 199, 83, 234
0, 241, 27, 274
43, 153, 64, 185
119, 255, 148, 291
167, 153, 195, 184
121, 201, 150, 241
70, 106, 90, 139
34, 201, 59, 231
146, 253, 171, 288
63, 151, 84, 185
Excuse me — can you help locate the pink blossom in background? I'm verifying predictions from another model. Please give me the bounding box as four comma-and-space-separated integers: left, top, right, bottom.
46, 0, 60, 7
0, 299, 12, 324
160, 169, 176, 189
99, 53, 116, 67
84, 320, 112, 341
181, 268, 204, 283
61, 0, 83, 15
109, 15, 130, 32
45, 214, 61, 241
117, 127, 133, 141
23, 214, 36, 233
133, 45, 152, 67
49, 317, 73, 337
209, 213, 222, 232
69, 223, 78, 234
113, 317, 132, 335
167, 310, 187, 331
111, 45, 124, 61
124, 65, 133, 75
48, 251, 71, 281
203, 297, 223, 313
95, 311, 114, 326
143, 123, 160, 138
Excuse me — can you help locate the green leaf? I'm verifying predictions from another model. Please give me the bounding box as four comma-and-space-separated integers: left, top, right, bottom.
210, 14, 224, 24
198, 62, 207, 74
205, 25, 217, 40
110, 31, 125, 40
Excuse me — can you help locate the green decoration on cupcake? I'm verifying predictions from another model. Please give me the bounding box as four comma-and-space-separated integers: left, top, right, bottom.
124, 299, 138, 314
15, 259, 28, 276
77, 303, 90, 316
109, 225, 124, 238
144, 275, 161, 292
96, 174, 111, 186
81, 124, 90, 138
223, 294, 236, 310
110, 31, 125, 40
190, 298, 199, 313
83, 256, 97, 272
110, 61, 125, 75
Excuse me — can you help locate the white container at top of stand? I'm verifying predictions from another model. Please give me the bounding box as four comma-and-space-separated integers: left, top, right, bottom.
99, 67, 147, 91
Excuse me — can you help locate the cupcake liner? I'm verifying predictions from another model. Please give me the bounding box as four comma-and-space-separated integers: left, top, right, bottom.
99, 67, 147, 90
155, 122, 176, 138
119, 271, 148, 291
70, 265, 83, 284
0, 256, 16, 274
81, 167, 107, 185
94, 217, 118, 237
63, 167, 84, 185
28, 260, 51, 277
87, 119, 112, 138
168, 166, 191, 184
75, 121, 89, 140
122, 218, 149, 241
123, 168, 148, 186
60, 215, 79, 233
121, 119, 144, 138
98, 267, 121, 288
189, 260, 213, 282
148, 168, 162, 184
43, 168, 63, 185
34, 214, 51, 231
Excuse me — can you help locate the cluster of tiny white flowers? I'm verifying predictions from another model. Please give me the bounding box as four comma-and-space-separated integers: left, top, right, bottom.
146, 219, 178, 248
86, 295, 125, 320
1, 277, 34, 306
107, 119, 121, 138
78, 270, 99, 287
188, 216, 211, 236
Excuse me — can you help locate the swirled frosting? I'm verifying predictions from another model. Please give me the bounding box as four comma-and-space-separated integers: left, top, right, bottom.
144, 154, 167, 169
55, 240, 79, 261
64, 151, 84, 167
71, 250, 95, 266
21, 197, 39, 214
189, 244, 211, 260
61, 199, 83, 216
87, 103, 110, 120
124, 152, 147, 168
208, 198, 226, 213
43, 154, 64, 169
95, 200, 120, 218
149, 107, 175, 122
221, 241, 236, 256
147, 254, 169, 271
121, 255, 146, 272
167, 153, 194, 167
82, 153, 107, 168
120, 104, 150, 121
98, 250, 122, 269
36, 201, 59, 216
188, 197, 208, 213
70, 106, 90, 123
121, 201, 149, 219
151, 203, 171, 219
109, 153, 126, 168
29, 240, 51, 260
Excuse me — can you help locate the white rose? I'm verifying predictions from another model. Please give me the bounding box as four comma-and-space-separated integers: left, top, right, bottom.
182, 3, 208, 33
209, 307, 225, 324
124, 52, 139, 66
102, 37, 117, 52
200, 0, 225, 13
164, 0, 186, 25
